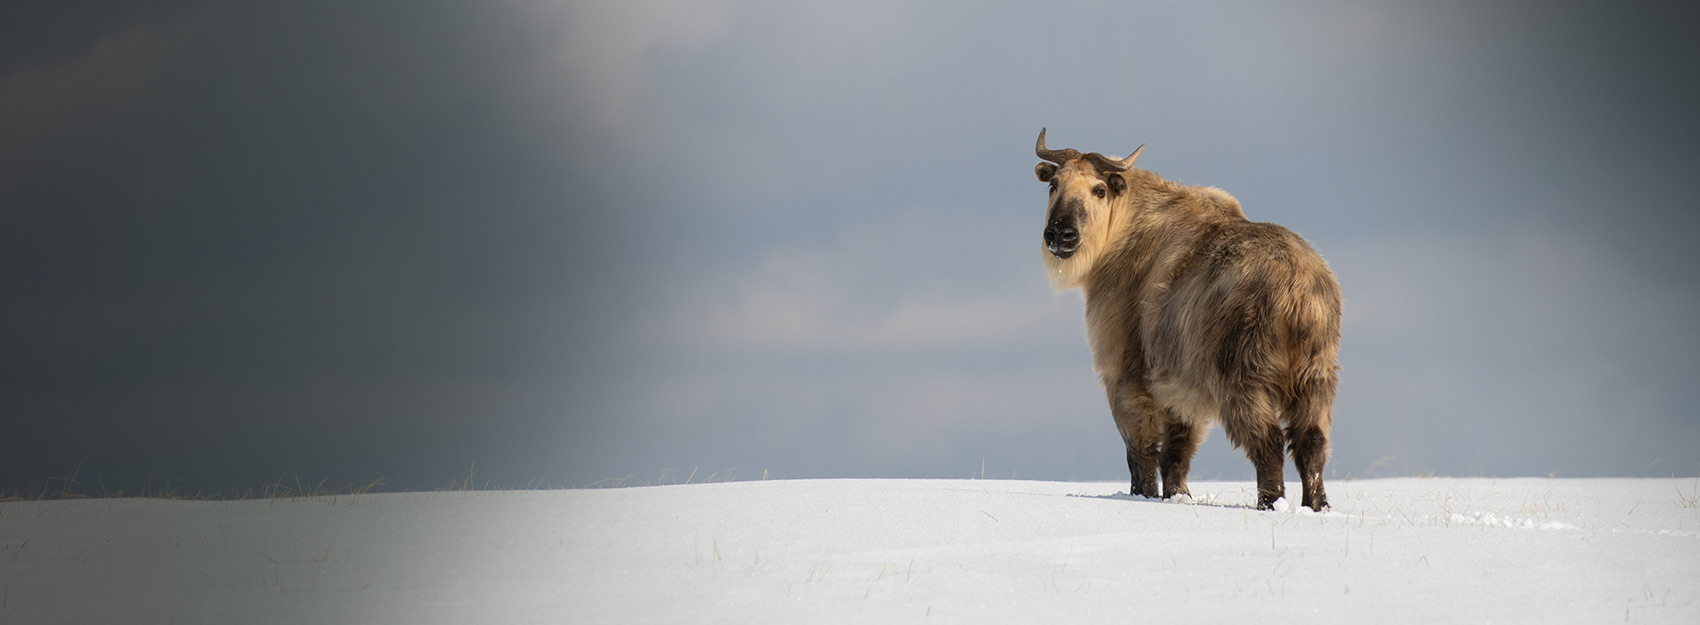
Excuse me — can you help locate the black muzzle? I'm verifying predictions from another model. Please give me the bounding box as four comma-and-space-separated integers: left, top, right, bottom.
1044, 222, 1079, 258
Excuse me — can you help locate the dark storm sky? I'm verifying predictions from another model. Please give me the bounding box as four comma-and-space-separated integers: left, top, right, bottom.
4, 1, 1698, 495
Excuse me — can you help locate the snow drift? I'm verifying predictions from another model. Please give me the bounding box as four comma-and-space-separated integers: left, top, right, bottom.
1, 478, 1695, 624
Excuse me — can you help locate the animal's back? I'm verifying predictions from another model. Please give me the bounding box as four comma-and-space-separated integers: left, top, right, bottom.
1143, 220, 1340, 423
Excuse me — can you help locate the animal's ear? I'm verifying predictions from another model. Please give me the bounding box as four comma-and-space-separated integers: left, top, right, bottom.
1035, 162, 1057, 182
1105, 173, 1126, 196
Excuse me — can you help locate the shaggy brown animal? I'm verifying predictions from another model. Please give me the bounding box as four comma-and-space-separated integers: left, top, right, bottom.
1033, 129, 1341, 511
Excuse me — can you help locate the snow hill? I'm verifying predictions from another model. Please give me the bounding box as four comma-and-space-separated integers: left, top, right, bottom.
1, 478, 1696, 624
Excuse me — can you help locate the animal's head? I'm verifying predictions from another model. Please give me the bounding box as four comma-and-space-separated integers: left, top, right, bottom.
1034, 128, 1144, 290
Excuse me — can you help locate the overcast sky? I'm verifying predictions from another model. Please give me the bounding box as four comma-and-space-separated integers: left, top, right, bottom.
4, 1, 1697, 495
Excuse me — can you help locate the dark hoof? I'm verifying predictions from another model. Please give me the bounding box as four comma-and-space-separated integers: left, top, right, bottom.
1302, 492, 1329, 512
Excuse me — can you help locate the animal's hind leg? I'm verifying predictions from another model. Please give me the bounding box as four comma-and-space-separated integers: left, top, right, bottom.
1222, 389, 1286, 509
1288, 427, 1328, 511
1285, 376, 1336, 511
1159, 416, 1206, 499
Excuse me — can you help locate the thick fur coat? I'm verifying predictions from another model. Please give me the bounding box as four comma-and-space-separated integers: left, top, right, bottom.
1036, 135, 1341, 510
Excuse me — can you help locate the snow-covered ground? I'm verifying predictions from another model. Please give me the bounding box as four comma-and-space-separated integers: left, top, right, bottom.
1, 478, 1696, 624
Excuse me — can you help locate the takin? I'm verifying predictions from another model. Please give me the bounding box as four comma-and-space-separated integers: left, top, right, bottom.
1033, 128, 1342, 511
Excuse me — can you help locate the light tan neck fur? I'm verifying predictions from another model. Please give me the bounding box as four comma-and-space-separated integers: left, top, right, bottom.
1044, 168, 1243, 293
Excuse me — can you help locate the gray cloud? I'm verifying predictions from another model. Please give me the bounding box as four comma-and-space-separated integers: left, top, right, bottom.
5, 1, 1697, 495
585, 0, 1700, 482
3, 2, 634, 492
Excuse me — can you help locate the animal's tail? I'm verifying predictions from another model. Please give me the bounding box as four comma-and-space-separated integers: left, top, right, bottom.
1281, 268, 1341, 433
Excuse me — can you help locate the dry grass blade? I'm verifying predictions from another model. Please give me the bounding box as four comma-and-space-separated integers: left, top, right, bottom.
1677, 479, 1700, 509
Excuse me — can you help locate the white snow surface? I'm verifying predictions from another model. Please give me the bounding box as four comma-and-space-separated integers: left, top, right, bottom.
2, 478, 1697, 624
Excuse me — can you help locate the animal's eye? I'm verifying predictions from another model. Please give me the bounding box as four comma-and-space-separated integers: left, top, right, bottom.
1049, 182, 1058, 193
1093, 186, 1106, 198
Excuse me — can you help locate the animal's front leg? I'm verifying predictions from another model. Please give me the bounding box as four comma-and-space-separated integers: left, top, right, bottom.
1109, 383, 1162, 498
1125, 445, 1159, 498
1159, 417, 1206, 498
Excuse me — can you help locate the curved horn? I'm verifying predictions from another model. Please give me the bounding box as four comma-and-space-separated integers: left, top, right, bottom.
1036, 128, 1081, 164
1084, 144, 1146, 172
